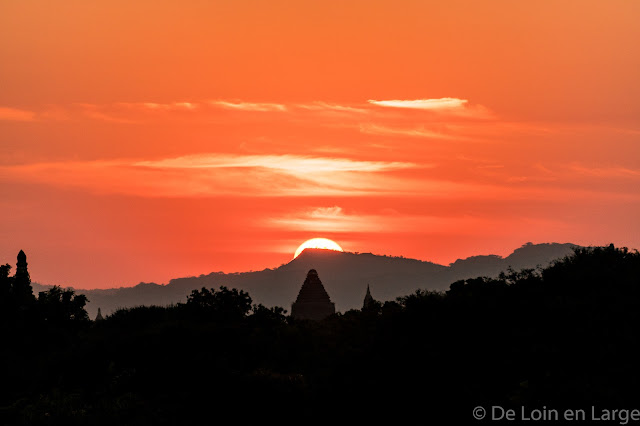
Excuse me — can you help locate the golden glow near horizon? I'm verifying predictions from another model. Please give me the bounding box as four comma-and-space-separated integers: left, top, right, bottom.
294, 238, 344, 259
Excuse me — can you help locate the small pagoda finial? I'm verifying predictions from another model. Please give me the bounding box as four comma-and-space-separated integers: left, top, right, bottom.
95, 307, 104, 321
363, 284, 375, 310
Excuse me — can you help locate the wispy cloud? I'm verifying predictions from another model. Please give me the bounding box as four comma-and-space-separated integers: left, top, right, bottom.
120, 102, 199, 111
3, 98, 497, 127
1, 154, 418, 198
3, 154, 635, 204
270, 206, 374, 232
269, 206, 565, 237
367, 98, 494, 119
63, 102, 201, 123
569, 164, 640, 178
208, 100, 287, 112
73, 103, 138, 124
0, 106, 37, 121
295, 102, 368, 114
359, 123, 463, 140
368, 98, 468, 110
135, 154, 414, 174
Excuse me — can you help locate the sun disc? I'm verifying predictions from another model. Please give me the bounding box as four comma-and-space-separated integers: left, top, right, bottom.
294, 238, 344, 259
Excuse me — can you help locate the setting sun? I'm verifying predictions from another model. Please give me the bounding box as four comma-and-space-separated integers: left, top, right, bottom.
294, 238, 344, 259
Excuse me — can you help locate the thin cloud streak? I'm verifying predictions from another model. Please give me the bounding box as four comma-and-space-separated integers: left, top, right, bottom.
0, 154, 420, 198
4, 98, 498, 127
368, 98, 495, 119
569, 164, 640, 178
359, 123, 464, 140
133, 102, 199, 110
208, 100, 287, 112
295, 102, 369, 114
2, 154, 636, 201
135, 154, 416, 174
368, 98, 469, 110
0, 106, 37, 121
74, 103, 141, 123
269, 206, 572, 237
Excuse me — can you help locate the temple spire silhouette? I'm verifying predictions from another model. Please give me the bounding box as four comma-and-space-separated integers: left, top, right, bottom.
363, 284, 375, 310
291, 269, 335, 320
16, 250, 28, 277
13, 250, 34, 304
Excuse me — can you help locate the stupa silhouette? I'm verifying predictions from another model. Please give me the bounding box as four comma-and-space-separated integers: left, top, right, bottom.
363, 284, 375, 309
291, 269, 335, 320
95, 308, 104, 321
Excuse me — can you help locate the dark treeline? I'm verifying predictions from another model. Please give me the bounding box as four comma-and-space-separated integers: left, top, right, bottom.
1, 245, 640, 424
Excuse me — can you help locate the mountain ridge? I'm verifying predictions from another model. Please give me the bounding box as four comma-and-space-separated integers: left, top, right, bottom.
32, 242, 578, 318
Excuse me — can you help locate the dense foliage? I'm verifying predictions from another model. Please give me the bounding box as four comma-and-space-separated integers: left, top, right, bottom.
1, 245, 639, 424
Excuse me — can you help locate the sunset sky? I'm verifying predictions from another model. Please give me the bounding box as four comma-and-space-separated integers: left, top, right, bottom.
1, 0, 639, 289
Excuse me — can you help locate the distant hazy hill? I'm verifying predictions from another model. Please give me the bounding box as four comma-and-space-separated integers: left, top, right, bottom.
32, 242, 577, 319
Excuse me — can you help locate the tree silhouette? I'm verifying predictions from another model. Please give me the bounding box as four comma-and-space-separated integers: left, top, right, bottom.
0, 264, 10, 297
186, 286, 252, 321
0, 263, 11, 319
37, 286, 90, 323
250, 303, 288, 325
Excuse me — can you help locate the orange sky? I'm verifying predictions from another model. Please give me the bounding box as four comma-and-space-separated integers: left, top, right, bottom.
1, 0, 639, 289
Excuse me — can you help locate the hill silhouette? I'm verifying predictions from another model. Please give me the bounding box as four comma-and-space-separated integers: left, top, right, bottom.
33, 242, 576, 318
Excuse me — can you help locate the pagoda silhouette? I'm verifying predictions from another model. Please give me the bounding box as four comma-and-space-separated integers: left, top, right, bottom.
291, 269, 335, 320
95, 308, 104, 321
362, 284, 375, 309
13, 250, 34, 305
